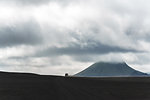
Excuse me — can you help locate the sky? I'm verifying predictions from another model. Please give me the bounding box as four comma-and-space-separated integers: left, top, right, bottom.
0, 0, 150, 75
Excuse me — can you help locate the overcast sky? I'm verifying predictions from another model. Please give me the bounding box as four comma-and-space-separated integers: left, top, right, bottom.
0, 0, 150, 75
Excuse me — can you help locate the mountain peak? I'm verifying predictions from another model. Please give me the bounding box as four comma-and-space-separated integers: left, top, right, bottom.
75, 62, 147, 77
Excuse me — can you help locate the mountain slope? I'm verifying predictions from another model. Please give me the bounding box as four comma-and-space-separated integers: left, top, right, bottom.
75, 62, 148, 77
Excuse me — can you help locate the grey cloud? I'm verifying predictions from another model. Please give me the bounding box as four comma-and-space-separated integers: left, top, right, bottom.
36, 42, 137, 57
72, 55, 97, 62
126, 25, 150, 42
2, 0, 74, 6
2, 0, 50, 6
8, 56, 28, 60
127, 53, 150, 65
72, 53, 124, 63
8, 56, 66, 67
0, 21, 43, 47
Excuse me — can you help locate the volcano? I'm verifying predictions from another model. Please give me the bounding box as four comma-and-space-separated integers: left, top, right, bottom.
75, 62, 148, 77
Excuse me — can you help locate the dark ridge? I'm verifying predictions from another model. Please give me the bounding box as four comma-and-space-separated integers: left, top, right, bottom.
0, 71, 38, 75
0, 71, 39, 77
75, 62, 148, 77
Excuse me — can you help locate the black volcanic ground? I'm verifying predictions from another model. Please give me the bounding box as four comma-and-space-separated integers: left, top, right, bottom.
0, 72, 150, 100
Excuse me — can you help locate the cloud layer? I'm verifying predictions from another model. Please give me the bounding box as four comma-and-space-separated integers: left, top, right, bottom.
0, 0, 150, 75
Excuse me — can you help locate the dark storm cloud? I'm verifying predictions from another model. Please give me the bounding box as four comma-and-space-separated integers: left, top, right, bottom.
0, 21, 43, 47
36, 42, 137, 57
